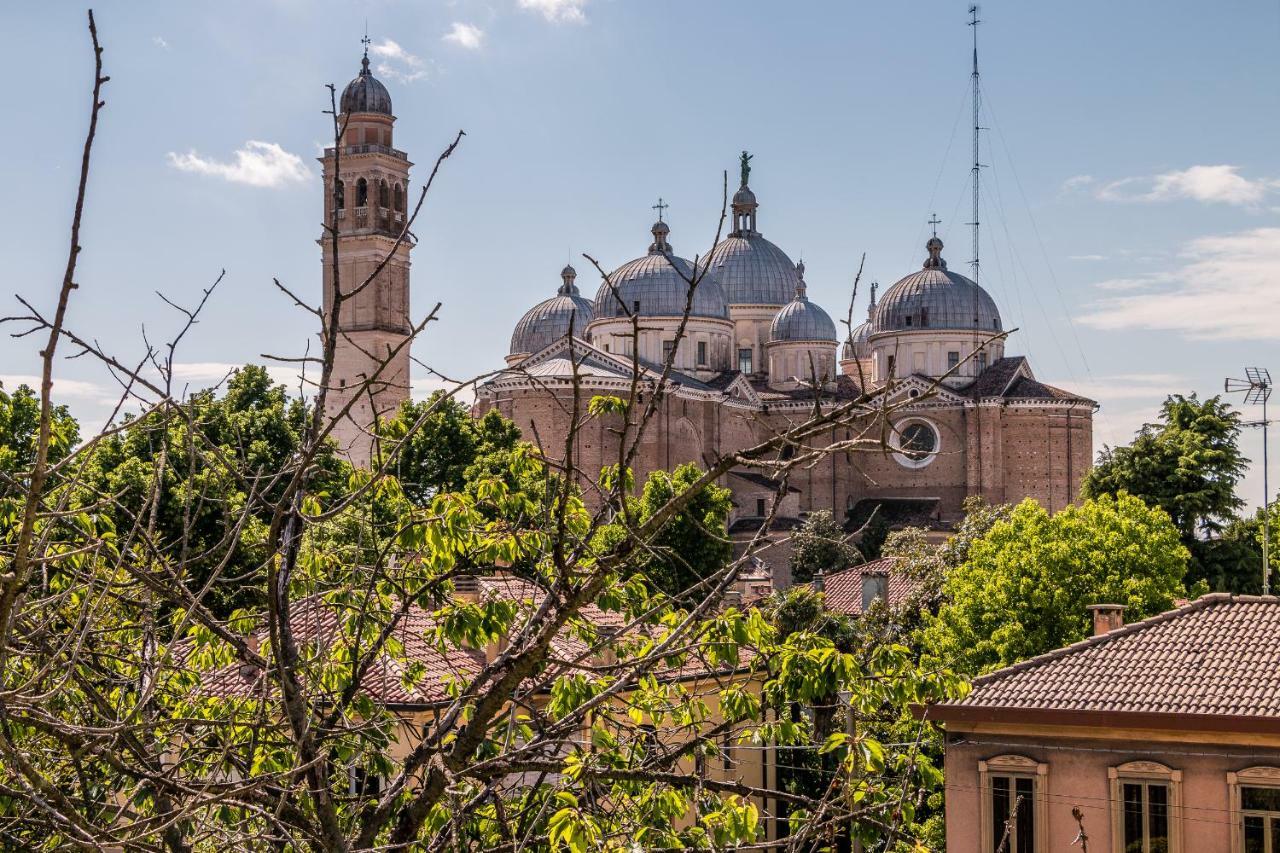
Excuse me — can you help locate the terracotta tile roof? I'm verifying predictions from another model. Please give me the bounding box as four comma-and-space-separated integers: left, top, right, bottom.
194, 573, 751, 707
935, 594, 1280, 720
477, 573, 753, 679
193, 595, 485, 707
819, 558, 919, 616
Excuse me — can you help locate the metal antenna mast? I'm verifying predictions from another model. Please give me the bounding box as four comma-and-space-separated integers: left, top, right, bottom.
968, 5, 983, 356
1226, 367, 1274, 594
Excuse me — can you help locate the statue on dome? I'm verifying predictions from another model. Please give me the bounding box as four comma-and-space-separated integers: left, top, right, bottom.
739, 150, 752, 188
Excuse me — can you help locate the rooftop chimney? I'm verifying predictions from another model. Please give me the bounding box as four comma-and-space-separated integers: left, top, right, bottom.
1087, 604, 1126, 637
861, 571, 889, 611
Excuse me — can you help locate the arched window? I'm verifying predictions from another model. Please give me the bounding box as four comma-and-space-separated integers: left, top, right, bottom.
334, 179, 345, 210
379, 180, 390, 209
394, 183, 405, 212
355, 178, 368, 207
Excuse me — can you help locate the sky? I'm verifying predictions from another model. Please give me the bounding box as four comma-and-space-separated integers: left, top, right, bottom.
2, 0, 1279, 508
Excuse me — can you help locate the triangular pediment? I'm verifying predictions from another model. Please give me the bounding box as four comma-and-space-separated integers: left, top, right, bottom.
722, 373, 761, 405
877, 374, 971, 407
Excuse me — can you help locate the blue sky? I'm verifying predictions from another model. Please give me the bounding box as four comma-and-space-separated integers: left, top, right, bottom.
2, 0, 1278, 507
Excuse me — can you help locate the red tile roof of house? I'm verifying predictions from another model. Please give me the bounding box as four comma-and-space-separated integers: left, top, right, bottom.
193, 594, 485, 707
930, 594, 1280, 731
819, 558, 917, 616
195, 573, 750, 708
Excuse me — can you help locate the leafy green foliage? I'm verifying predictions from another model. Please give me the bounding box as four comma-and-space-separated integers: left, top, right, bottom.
789, 509, 861, 584
923, 494, 1193, 675
380, 391, 522, 504
614, 463, 733, 598
1083, 393, 1248, 589
0, 383, 79, 497
77, 365, 349, 614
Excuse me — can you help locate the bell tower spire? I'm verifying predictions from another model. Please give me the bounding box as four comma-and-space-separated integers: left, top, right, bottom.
320, 44, 414, 466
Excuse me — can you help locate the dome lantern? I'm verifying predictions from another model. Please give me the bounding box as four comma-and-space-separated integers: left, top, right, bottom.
709, 153, 801, 307
870, 238, 1001, 336
508, 265, 596, 361
769, 262, 837, 343
340, 45, 393, 116
592, 215, 728, 320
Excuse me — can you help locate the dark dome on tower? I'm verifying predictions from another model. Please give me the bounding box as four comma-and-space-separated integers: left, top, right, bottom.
341, 54, 393, 116
870, 239, 1001, 335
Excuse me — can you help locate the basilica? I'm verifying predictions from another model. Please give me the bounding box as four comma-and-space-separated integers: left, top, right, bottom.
321, 52, 1096, 566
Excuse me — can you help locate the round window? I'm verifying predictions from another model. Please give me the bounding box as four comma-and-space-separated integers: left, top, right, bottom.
898, 422, 937, 462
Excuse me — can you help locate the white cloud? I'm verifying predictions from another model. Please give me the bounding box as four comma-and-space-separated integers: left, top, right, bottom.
1079, 227, 1280, 340
412, 376, 474, 405
1060, 174, 1095, 193
519, 0, 588, 23
152, 35, 169, 50
0, 375, 115, 402
1068, 254, 1108, 262
169, 363, 303, 389
369, 38, 428, 83
1096, 165, 1277, 207
1049, 373, 1186, 404
443, 22, 485, 50
167, 141, 310, 188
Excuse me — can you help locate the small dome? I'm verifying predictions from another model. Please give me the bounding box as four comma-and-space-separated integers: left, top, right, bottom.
871, 239, 1001, 335
340, 55, 393, 116
842, 282, 878, 360
510, 265, 595, 356
732, 186, 757, 207
770, 264, 837, 342
594, 221, 729, 320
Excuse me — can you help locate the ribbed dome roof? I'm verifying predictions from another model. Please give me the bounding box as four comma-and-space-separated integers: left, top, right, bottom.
510, 266, 595, 356
709, 234, 800, 307
340, 55, 393, 116
871, 239, 1001, 335
594, 221, 729, 320
770, 263, 837, 342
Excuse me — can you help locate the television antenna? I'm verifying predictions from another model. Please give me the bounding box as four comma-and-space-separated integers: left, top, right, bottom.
1225, 367, 1273, 594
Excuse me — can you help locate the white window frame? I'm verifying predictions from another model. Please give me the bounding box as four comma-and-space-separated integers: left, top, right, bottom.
891, 417, 941, 470
978, 754, 1048, 853
1109, 761, 1183, 853
1229, 766, 1280, 852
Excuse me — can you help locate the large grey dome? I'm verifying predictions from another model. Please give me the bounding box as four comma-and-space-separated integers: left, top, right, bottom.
770, 263, 837, 342
871, 239, 1001, 335
340, 55, 393, 116
594, 221, 729, 320
709, 234, 800, 306
510, 266, 595, 356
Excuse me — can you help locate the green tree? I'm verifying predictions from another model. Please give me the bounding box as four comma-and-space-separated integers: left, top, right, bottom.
1083, 393, 1246, 588
623, 463, 733, 598
923, 494, 1193, 676
789, 509, 862, 584
78, 365, 349, 615
0, 383, 79, 497
380, 392, 523, 504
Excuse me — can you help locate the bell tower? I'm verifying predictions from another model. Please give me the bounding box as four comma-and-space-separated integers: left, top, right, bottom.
321, 45, 413, 466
